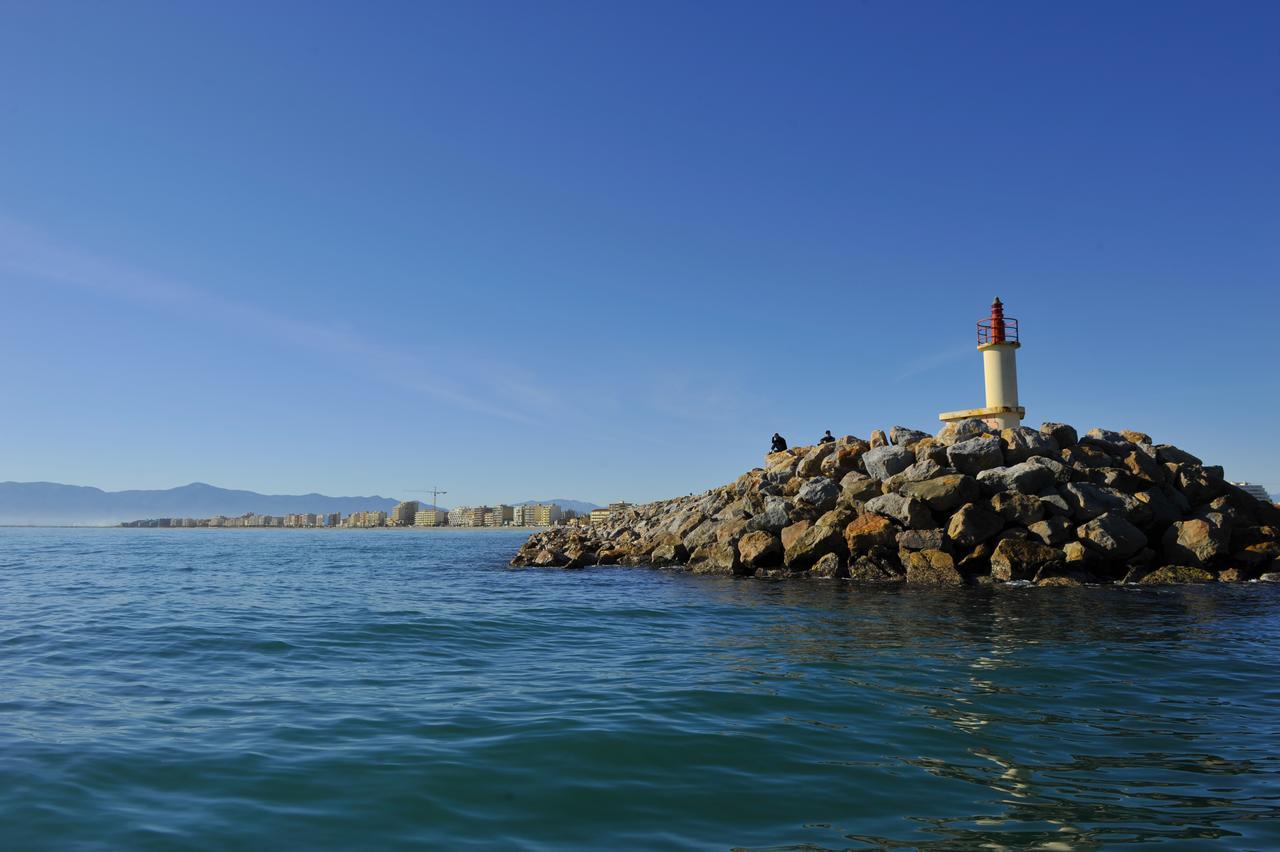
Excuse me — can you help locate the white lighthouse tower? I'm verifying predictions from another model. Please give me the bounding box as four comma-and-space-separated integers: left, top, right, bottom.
938, 298, 1025, 431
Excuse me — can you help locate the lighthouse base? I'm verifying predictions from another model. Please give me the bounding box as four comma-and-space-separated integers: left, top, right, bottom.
938, 405, 1025, 431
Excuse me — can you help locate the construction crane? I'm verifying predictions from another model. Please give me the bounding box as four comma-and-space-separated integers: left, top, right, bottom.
404, 487, 448, 509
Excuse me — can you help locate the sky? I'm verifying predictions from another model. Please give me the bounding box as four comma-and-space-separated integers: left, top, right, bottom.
1, 1, 1277, 506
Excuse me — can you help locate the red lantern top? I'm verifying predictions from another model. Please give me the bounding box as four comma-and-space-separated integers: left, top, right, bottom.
977, 297, 1019, 345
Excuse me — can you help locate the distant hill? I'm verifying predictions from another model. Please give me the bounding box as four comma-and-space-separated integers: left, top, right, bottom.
516, 498, 602, 516
0, 481, 409, 526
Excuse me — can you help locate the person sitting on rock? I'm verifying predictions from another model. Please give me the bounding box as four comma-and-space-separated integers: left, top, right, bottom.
819, 430, 835, 444
770, 433, 788, 452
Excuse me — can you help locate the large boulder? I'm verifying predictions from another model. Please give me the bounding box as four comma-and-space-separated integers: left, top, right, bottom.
1002, 427, 1059, 464
845, 513, 898, 554
865, 492, 932, 529
1156, 444, 1202, 467
848, 553, 904, 583
1163, 516, 1230, 567
796, 477, 840, 511
737, 530, 782, 569
745, 498, 791, 533
839, 473, 882, 505
990, 492, 1044, 526
780, 520, 812, 551
947, 502, 1004, 548
1060, 482, 1127, 521
1078, 512, 1147, 559
783, 523, 847, 572
897, 528, 945, 551
990, 538, 1061, 582
903, 549, 964, 586
810, 552, 848, 579
1028, 515, 1074, 546
1139, 565, 1214, 585
863, 445, 915, 480
978, 460, 1059, 495
890, 426, 931, 447
1040, 422, 1078, 448
938, 418, 996, 446
796, 443, 837, 477
947, 435, 1005, 475
820, 443, 868, 480
900, 474, 980, 513
689, 542, 742, 575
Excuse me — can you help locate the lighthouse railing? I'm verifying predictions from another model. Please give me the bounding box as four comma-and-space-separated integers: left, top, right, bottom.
977, 317, 1019, 345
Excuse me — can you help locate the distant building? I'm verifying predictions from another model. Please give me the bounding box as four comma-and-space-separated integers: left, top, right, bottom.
1232, 482, 1272, 503
589, 508, 611, 524
522, 503, 562, 526
464, 506, 492, 527
486, 505, 514, 527
447, 507, 468, 527
325, 512, 340, 527
391, 500, 420, 526
414, 509, 447, 527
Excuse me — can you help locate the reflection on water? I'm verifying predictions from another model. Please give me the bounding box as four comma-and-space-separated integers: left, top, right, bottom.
1, 529, 1279, 850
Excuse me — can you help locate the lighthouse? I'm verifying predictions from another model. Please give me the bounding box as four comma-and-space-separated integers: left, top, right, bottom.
938, 298, 1025, 431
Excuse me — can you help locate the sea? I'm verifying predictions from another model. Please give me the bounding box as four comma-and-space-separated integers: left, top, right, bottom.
2, 527, 1279, 850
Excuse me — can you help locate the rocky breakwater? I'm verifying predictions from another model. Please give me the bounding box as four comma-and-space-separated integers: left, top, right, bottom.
511, 421, 1280, 587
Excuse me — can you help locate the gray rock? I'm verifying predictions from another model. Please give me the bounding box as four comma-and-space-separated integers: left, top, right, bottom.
990, 538, 1062, 582
810, 552, 847, 579
1162, 515, 1230, 567
980, 460, 1058, 495
1028, 515, 1074, 546
897, 528, 945, 551
1040, 422, 1078, 448
1001, 427, 1059, 464
991, 492, 1044, 525
938, 418, 996, 446
865, 492, 932, 529
745, 498, 791, 533
947, 502, 1004, 548
796, 477, 839, 511
1081, 428, 1135, 456
899, 474, 980, 513
1078, 512, 1147, 559
947, 435, 1005, 476
862, 445, 915, 480
1037, 490, 1072, 517
838, 472, 881, 504
1155, 444, 1202, 466
890, 426, 931, 447
1060, 482, 1127, 521
901, 458, 944, 482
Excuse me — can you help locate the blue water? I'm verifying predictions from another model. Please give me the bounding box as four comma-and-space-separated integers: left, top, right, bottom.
3, 528, 1280, 850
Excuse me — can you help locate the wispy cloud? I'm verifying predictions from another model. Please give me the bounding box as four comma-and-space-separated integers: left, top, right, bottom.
0, 215, 544, 424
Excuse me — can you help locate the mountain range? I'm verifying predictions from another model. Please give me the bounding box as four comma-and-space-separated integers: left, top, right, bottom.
0, 482, 603, 526
0, 482, 406, 526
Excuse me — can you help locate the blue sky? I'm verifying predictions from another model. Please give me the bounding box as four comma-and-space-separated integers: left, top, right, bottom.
1, 1, 1277, 505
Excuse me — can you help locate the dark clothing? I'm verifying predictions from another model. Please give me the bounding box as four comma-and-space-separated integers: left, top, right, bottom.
818, 434, 835, 444
770, 435, 788, 452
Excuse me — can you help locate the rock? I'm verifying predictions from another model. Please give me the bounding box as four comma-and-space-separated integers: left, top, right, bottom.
862, 445, 915, 480
1120, 430, 1153, 445
651, 541, 689, 564
900, 474, 979, 513
979, 461, 1057, 495
1001, 427, 1059, 464
1040, 422, 1078, 447
990, 538, 1061, 582
890, 426, 930, 447
1028, 515, 1073, 546
900, 458, 944, 483
1261, 572, 1280, 583
1062, 444, 1115, 471
839, 473, 882, 504
947, 435, 1005, 476
938, 418, 995, 446
912, 438, 950, 466
810, 552, 847, 579
1156, 444, 1202, 466
796, 443, 837, 477
947, 502, 1004, 548
820, 443, 868, 480
897, 528, 945, 551
1139, 566, 1215, 585
1037, 575, 1083, 587
1123, 449, 1166, 484
689, 542, 742, 575
1163, 516, 1230, 567
1037, 490, 1072, 517
532, 548, 567, 567
865, 492, 932, 529
737, 530, 782, 569
1082, 428, 1135, 455
715, 518, 749, 545
869, 429, 889, 448
1060, 482, 1127, 521
673, 511, 707, 540
745, 498, 791, 533
1178, 466, 1228, 505
1062, 541, 1091, 563
903, 549, 963, 586
1078, 512, 1147, 559
783, 522, 847, 572
848, 553, 904, 583
796, 477, 840, 511
991, 492, 1044, 525
780, 520, 812, 551
845, 513, 899, 554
